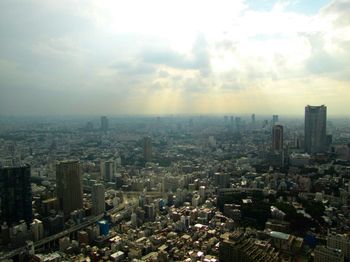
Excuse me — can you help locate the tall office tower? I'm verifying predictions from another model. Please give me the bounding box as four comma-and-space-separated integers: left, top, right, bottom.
100, 160, 115, 182
272, 115, 279, 125
56, 160, 83, 217
304, 105, 327, 153
100, 116, 109, 132
143, 136, 152, 162
272, 125, 284, 151
224, 116, 228, 124
92, 183, 105, 216
235, 117, 241, 132
0, 165, 32, 226
251, 114, 256, 124
214, 173, 230, 188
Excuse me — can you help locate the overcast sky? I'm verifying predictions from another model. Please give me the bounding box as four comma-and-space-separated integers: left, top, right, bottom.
0, 0, 349, 116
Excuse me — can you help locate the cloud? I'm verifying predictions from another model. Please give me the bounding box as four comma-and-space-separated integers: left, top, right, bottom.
321, 0, 350, 26
0, 0, 349, 115
141, 34, 211, 77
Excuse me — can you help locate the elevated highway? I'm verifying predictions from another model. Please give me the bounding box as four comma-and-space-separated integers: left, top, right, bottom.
0, 204, 125, 261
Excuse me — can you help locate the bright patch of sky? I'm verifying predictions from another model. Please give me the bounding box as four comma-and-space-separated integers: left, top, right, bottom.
0, 0, 349, 116
246, 0, 331, 14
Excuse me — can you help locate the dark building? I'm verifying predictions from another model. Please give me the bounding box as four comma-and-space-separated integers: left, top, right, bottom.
44, 212, 64, 235
272, 125, 283, 151
100, 116, 109, 132
0, 165, 32, 226
304, 105, 327, 153
143, 136, 152, 162
214, 173, 230, 188
56, 160, 83, 217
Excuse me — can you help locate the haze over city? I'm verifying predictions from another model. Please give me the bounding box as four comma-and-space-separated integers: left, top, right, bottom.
1, 1, 350, 262
1, 0, 350, 116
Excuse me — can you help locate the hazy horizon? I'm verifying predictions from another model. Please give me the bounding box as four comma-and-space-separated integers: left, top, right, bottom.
1, 0, 350, 115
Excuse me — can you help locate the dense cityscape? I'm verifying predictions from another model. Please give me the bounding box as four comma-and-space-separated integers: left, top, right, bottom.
0, 105, 350, 261
1, 0, 350, 261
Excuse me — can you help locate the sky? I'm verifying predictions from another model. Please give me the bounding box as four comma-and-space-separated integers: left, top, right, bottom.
0, 0, 349, 116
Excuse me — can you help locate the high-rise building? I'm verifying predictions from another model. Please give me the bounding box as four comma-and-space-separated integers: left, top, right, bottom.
235, 117, 241, 132
100, 160, 115, 182
314, 245, 344, 262
56, 160, 83, 217
214, 173, 230, 188
304, 105, 327, 153
92, 183, 105, 216
251, 114, 255, 124
272, 115, 279, 125
0, 165, 32, 226
327, 234, 350, 261
143, 136, 152, 162
100, 116, 109, 132
272, 125, 283, 151
230, 116, 234, 126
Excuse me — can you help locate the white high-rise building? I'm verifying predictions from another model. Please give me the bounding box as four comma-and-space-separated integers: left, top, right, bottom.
92, 183, 105, 216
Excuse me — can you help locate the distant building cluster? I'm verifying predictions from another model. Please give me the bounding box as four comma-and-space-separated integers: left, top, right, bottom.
0, 105, 350, 261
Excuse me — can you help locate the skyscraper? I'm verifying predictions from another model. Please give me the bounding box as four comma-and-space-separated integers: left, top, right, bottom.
304, 105, 327, 153
92, 183, 105, 216
235, 117, 241, 132
272, 125, 284, 151
56, 160, 83, 217
0, 165, 32, 226
100, 116, 109, 132
143, 136, 152, 162
100, 160, 115, 182
272, 115, 279, 125
251, 114, 256, 124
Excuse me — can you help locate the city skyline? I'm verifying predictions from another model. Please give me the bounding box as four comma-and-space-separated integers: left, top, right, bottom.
0, 100, 350, 260
1, 0, 350, 116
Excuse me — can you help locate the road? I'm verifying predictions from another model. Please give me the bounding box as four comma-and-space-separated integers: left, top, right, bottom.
0, 204, 125, 261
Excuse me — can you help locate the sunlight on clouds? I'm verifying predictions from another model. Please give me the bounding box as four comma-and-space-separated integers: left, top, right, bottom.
1, 0, 349, 115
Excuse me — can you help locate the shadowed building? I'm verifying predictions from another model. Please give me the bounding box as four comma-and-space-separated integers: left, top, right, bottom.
304, 105, 327, 154
143, 136, 152, 162
100, 116, 109, 132
0, 165, 32, 226
272, 125, 283, 152
100, 160, 115, 182
56, 160, 83, 217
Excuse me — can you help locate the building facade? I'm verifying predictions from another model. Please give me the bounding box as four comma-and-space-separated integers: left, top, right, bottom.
100, 160, 115, 182
100, 116, 109, 132
0, 165, 32, 226
92, 183, 105, 216
327, 234, 350, 261
314, 245, 344, 262
272, 125, 284, 151
304, 105, 327, 154
56, 160, 83, 217
143, 137, 152, 162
